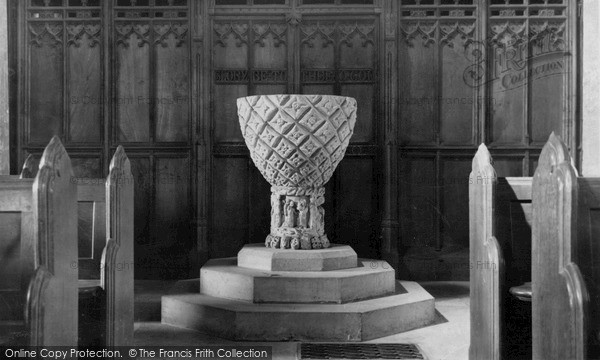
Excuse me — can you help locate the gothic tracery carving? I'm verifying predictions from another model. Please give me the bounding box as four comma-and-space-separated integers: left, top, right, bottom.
66, 24, 101, 47
253, 23, 287, 47
115, 23, 151, 47
154, 23, 189, 47
29, 23, 63, 47
214, 23, 249, 47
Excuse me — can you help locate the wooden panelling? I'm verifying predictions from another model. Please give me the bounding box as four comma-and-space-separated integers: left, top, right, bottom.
155, 27, 190, 143
115, 31, 151, 143
29, 33, 63, 144
154, 155, 192, 254
12, 0, 578, 281
67, 25, 102, 143
440, 158, 471, 249
211, 157, 249, 258
335, 158, 377, 259
128, 156, 152, 272
399, 42, 436, 145
440, 36, 475, 145
491, 156, 523, 177
340, 84, 373, 142
214, 85, 248, 142
489, 38, 527, 145
400, 156, 436, 248
71, 156, 102, 178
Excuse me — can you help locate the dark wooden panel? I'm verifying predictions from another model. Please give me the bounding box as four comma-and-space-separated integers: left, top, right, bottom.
213, 25, 248, 69
253, 24, 287, 69
530, 68, 563, 144
67, 27, 102, 143
129, 156, 152, 248
529, 22, 567, 144
155, 26, 190, 143
154, 155, 192, 276
399, 156, 436, 247
301, 84, 335, 95
300, 24, 335, 69
340, 84, 373, 143
335, 158, 377, 259
440, 36, 474, 145
491, 157, 523, 177
489, 37, 526, 145
211, 158, 249, 258
115, 28, 150, 142
254, 84, 286, 96
214, 85, 248, 142
441, 158, 470, 249
339, 28, 374, 69
29, 32, 63, 144
248, 165, 271, 244
71, 156, 102, 178
399, 42, 436, 144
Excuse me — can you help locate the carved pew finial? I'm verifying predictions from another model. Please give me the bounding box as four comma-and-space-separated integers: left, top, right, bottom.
20, 154, 37, 179
473, 143, 493, 172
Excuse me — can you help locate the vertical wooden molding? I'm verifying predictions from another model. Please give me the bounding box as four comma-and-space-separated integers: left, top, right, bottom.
193, 0, 208, 269
0, 0, 9, 174
582, 0, 600, 176
381, 0, 399, 272
197, 0, 211, 265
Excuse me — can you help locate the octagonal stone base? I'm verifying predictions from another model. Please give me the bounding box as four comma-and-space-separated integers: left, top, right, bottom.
238, 243, 357, 272
201, 258, 395, 303
162, 281, 435, 342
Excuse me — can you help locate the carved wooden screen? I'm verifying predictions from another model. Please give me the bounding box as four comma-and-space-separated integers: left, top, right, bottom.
204, 1, 381, 260
17, 0, 196, 279
299, 17, 379, 258
13, 0, 579, 280
397, 0, 578, 278
112, 0, 194, 279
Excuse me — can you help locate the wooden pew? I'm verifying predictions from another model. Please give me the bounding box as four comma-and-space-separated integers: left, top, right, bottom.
469, 144, 533, 360
21, 146, 134, 347
75, 146, 134, 347
0, 136, 78, 345
531, 133, 600, 360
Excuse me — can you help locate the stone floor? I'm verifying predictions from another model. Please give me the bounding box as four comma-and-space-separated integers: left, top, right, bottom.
134, 280, 470, 360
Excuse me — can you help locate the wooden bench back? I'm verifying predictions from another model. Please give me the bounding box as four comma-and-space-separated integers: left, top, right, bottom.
17, 145, 134, 347
102, 146, 134, 346
532, 133, 589, 360
0, 136, 78, 345
469, 144, 534, 360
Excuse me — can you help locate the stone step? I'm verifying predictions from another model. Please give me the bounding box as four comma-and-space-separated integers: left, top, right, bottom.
135, 280, 199, 322
201, 258, 395, 304
162, 280, 436, 342
238, 243, 357, 272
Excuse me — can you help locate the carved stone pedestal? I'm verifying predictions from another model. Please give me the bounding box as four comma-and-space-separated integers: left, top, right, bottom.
161, 244, 437, 342
266, 186, 329, 250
